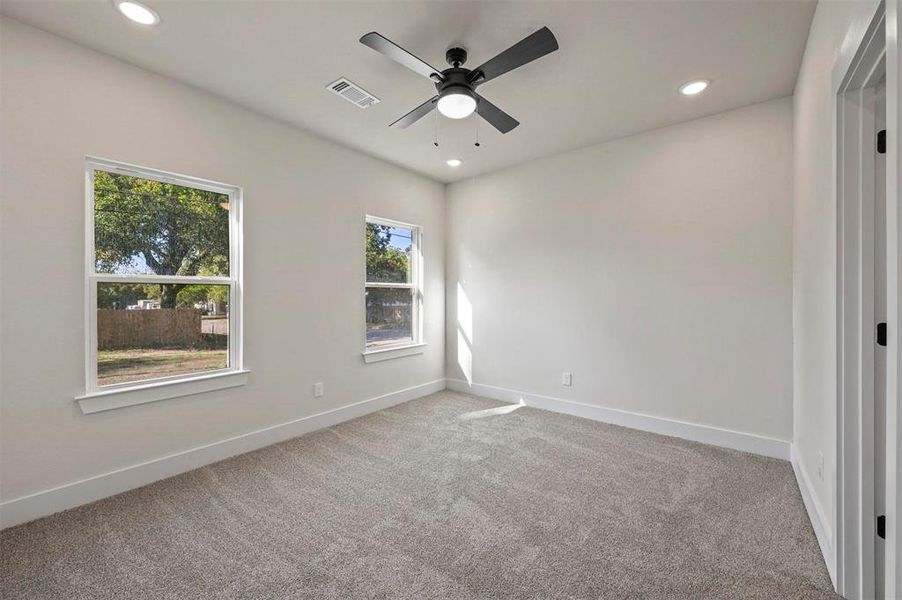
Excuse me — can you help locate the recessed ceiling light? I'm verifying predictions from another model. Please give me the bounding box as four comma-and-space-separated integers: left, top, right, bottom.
114, 0, 160, 25
446, 159, 462, 167
679, 80, 709, 96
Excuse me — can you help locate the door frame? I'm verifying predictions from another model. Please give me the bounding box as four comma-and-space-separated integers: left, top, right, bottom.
833, 1, 901, 597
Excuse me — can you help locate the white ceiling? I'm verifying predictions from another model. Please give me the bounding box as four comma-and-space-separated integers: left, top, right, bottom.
1, 1, 815, 183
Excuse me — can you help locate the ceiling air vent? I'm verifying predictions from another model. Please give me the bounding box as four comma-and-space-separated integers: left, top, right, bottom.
327, 78, 380, 109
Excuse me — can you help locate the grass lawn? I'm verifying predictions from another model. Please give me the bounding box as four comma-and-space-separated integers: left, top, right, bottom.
98, 348, 228, 386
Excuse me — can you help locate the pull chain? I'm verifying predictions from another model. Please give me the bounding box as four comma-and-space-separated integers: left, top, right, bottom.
433, 108, 439, 147
474, 106, 481, 147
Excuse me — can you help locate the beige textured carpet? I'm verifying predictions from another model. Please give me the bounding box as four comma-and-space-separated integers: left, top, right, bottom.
1, 391, 835, 599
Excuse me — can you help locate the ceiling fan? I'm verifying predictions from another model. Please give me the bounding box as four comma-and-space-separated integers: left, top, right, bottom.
359, 27, 559, 134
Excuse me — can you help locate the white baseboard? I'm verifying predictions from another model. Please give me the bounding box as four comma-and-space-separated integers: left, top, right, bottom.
446, 379, 791, 460
0, 379, 446, 530
790, 444, 836, 588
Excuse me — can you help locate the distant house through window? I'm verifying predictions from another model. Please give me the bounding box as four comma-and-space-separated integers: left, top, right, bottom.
364, 216, 422, 353
85, 157, 243, 392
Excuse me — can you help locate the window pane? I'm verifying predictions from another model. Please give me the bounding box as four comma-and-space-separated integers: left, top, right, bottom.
94, 170, 230, 276
97, 283, 229, 386
366, 223, 412, 283
366, 287, 413, 348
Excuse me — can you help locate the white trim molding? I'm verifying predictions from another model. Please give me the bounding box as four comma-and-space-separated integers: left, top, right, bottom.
1, 379, 445, 530
76, 369, 251, 414
362, 343, 427, 363
446, 379, 791, 460
792, 444, 837, 587
883, 2, 902, 597
830, 2, 898, 596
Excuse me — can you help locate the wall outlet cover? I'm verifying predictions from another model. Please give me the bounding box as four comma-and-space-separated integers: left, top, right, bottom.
314, 382, 324, 398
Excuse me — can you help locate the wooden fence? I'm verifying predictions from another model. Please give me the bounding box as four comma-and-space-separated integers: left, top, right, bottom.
98, 309, 203, 350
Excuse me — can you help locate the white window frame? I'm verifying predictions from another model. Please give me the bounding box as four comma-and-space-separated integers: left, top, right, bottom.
77, 157, 246, 413
363, 215, 425, 363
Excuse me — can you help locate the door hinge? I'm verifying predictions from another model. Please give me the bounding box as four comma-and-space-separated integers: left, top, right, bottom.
877, 322, 887, 347
877, 515, 886, 540
877, 129, 886, 154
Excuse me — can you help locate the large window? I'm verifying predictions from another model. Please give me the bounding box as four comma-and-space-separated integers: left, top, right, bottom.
84, 158, 242, 394
364, 216, 422, 354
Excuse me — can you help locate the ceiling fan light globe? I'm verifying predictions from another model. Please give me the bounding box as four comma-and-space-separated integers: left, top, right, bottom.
437, 92, 477, 119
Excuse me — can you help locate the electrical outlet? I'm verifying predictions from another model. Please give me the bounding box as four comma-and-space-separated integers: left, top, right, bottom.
817, 451, 824, 481
314, 382, 324, 398
562, 372, 572, 387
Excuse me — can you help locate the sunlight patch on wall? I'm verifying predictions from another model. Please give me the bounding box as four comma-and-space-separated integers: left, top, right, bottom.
457, 282, 474, 384
457, 329, 473, 384
457, 282, 473, 344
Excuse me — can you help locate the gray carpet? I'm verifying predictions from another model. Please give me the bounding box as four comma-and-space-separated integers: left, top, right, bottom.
1, 391, 836, 599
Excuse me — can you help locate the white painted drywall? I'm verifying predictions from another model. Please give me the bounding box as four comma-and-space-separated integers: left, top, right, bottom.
792, 0, 886, 555
0, 19, 444, 506
446, 98, 794, 442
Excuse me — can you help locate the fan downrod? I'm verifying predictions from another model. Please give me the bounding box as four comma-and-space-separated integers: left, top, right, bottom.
445, 47, 468, 68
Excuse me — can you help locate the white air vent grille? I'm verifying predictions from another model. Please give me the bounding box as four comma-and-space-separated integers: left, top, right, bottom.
327, 78, 380, 109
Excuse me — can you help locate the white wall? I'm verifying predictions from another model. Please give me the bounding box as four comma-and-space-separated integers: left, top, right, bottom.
446, 98, 794, 442
792, 0, 886, 562
0, 19, 445, 514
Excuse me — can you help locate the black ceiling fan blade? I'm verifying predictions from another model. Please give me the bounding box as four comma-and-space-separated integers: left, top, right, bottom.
390, 96, 439, 128
360, 32, 443, 81
475, 94, 519, 133
470, 26, 559, 85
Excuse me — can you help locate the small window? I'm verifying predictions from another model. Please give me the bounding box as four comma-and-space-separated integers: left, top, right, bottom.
85, 158, 242, 392
364, 216, 422, 352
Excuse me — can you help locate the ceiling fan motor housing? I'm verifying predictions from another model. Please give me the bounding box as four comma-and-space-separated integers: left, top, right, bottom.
435, 68, 475, 99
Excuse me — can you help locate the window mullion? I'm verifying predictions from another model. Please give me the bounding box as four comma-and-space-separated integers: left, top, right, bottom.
91, 274, 233, 286
365, 282, 416, 289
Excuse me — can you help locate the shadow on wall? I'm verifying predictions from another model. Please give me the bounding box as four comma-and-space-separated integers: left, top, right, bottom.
457, 282, 473, 384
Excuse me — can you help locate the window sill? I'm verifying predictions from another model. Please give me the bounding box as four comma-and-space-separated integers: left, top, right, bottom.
75, 369, 250, 414
362, 343, 427, 363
